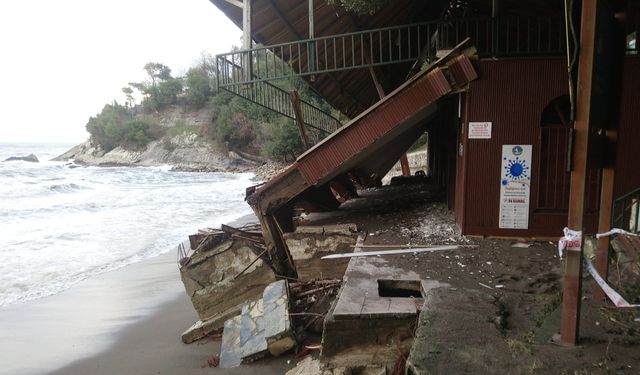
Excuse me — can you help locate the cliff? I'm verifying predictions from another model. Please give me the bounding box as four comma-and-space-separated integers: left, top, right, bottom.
55, 106, 265, 173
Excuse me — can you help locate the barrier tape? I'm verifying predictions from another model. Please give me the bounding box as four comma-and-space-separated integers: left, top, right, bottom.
582, 256, 640, 308
596, 228, 640, 239
558, 227, 582, 259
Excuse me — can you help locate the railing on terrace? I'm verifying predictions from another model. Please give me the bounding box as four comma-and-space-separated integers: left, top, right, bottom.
216, 16, 566, 88
612, 187, 640, 234
220, 60, 341, 135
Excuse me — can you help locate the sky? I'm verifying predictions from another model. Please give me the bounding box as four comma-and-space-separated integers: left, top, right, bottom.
0, 0, 242, 143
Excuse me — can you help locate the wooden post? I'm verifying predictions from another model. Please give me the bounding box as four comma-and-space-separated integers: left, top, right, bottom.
242, 0, 253, 81
560, 0, 597, 346
368, 66, 411, 176
308, 0, 314, 38
594, 130, 617, 300
289, 90, 311, 149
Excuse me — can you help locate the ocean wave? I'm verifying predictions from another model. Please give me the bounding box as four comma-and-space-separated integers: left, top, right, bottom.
0, 159, 255, 308
48, 183, 85, 193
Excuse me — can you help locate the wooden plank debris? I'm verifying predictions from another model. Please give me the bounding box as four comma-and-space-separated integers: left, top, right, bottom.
321, 245, 477, 259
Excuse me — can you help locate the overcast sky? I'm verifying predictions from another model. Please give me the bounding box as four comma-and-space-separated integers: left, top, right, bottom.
0, 0, 242, 143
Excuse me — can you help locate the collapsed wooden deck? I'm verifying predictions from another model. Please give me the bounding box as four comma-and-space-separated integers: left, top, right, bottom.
247, 41, 479, 278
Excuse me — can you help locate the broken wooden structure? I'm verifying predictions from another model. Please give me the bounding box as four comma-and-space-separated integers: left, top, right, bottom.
245, 42, 478, 279
211, 0, 640, 350
178, 224, 276, 343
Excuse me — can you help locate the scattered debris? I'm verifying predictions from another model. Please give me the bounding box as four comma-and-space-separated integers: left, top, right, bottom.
321, 245, 474, 259
179, 224, 276, 343
201, 354, 220, 368
219, 279, 299, 367
511, 242, 533, 248
284, 224, 358, 281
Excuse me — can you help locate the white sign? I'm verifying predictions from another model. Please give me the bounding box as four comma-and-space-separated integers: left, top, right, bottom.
468, 122, 492, 139
499, 145, 532, 229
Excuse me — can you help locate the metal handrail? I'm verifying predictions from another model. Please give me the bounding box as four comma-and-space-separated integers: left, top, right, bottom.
612, 187, 640, 233
216, 15, 566, 87
219, 59, 341, 135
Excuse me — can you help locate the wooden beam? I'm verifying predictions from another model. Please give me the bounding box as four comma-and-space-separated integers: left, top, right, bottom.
560, 0, 597, 347
242, 0, 252, 81
308, 0, 315, 38
289, 90, 311, 149
222, 0, 243, 9
594, 130, 617, 300
368, 62, 411, 176
242, 0, 252, 49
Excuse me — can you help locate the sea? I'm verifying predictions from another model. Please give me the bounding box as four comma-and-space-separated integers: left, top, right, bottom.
0, 142, 255, 308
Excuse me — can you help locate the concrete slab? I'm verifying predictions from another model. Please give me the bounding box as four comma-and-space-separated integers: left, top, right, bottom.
263, 280, 296, 356
239, 299, 268, 362
219, 315, 242, 368
332, 257, 423, 320
321, 256, 450, 369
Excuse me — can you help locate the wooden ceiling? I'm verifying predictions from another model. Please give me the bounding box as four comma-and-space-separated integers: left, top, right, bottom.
209, 0, 570, 118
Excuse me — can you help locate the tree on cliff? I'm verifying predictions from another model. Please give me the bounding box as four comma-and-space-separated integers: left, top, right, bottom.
86, 102, 164, 151
128, 62, 183, 112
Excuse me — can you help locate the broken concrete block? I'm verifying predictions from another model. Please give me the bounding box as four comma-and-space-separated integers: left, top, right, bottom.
263, 280, 296, 356
405, 288, 514, 374
285, 357, 321, 375
179, 225, 276, 332
360, 366, 386, 375
284, 224, 357, 281
219, 315, 242, 368
181, 318, 219, 344
239, 299, 268, 361
321, 257, 437, 369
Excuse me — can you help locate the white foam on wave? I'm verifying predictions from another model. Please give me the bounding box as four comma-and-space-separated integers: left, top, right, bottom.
0, 152, 256, 307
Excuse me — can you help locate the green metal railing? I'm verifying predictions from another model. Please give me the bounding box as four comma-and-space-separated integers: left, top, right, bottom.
219, 60, 341, 135
216, 16, 566, 88
612, 187, 640, 233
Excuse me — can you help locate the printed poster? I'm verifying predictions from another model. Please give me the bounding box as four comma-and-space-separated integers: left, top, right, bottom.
499, 145, 532, 229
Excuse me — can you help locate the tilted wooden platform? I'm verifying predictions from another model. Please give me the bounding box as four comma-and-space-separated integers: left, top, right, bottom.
247, 40, 479, 278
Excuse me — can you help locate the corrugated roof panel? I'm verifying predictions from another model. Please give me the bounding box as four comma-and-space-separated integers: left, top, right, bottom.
297, 68, 455, 185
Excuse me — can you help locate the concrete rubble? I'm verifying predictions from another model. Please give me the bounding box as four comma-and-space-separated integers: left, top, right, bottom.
178, 224, 276, 343
321, 255, 449, 371
283, 224, 358, 281
218, 279, 296, 367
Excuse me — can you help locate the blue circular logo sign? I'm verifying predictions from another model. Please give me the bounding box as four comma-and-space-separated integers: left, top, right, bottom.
512, 146, 523, 156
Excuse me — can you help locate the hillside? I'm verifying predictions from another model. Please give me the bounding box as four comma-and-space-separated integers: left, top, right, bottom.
55, 106, 260, 173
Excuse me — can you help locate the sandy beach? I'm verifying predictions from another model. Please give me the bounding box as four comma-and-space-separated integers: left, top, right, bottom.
0, 215, 290, 375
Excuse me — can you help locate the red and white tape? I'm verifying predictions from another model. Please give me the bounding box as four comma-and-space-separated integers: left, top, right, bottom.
582, 256, 640, 308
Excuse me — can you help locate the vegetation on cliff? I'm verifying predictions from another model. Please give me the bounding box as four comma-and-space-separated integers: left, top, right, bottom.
86, 53, 336, 162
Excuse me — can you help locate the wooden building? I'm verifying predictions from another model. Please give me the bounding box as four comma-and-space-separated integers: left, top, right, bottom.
210, 0, 640, 243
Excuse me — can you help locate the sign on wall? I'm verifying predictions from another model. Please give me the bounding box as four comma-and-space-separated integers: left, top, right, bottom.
468, 122, 492, 139
499, 145, 532, 229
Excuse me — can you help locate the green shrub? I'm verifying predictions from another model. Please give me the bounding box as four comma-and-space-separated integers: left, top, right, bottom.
86, 103, 164, 151
263, 117, 305, 162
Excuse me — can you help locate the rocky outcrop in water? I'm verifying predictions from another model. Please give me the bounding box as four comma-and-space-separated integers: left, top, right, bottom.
53, 105, 265, 172
54, 133, 259, 172
3, 154, 39, 163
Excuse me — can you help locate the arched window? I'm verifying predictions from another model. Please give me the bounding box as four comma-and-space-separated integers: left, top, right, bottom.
538, 96, 600, 212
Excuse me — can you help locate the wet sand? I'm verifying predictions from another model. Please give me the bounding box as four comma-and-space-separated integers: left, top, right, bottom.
0, 215, 290, 375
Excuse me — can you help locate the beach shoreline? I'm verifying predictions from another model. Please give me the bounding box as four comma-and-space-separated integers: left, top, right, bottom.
0, 213, 290, 374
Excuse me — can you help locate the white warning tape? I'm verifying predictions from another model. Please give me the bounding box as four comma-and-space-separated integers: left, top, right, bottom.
596, 228, 640, 239
582, 256, 640, 308
558, 227, 582, 259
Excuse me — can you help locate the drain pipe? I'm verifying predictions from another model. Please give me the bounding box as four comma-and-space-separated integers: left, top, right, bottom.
564, 0, 578, 122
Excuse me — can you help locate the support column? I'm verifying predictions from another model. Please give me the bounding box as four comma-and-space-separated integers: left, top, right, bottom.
560, 0, 597, 346
594, 131, 616, 300
289, 90, 311, 149
242, 0, 253, 81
